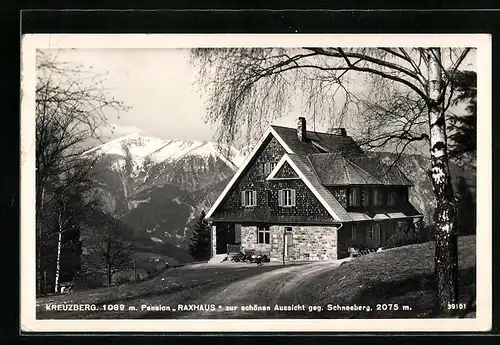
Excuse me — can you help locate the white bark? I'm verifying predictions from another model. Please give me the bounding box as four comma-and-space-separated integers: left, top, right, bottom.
211, 224, 217, 258
427, 47, 459, 310
54, 229, 62, 293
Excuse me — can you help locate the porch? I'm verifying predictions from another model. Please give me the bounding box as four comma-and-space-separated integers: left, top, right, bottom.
337, 220, 409, 258
210, 223, 242, 257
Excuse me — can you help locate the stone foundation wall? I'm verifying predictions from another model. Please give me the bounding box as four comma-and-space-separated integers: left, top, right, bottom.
240, 225, 338, 261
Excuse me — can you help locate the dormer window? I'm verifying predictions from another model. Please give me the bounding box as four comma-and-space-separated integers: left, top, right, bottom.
349, 187, 361, 207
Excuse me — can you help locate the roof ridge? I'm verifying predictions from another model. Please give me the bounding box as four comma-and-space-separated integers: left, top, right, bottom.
270, 124, 346, 137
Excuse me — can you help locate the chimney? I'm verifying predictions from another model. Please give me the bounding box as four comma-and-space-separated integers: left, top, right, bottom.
330, 128, 347, 136
297, 117, 306, 141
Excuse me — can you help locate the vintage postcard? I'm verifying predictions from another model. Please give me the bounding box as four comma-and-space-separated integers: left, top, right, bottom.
20, 33, 491, 332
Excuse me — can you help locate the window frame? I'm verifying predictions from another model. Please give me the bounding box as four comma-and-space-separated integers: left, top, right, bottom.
270, 161, 277, 172
257, 226, 270, 244
279, 188, 296, 207
368, 225, 374, 240
242, 190, 257, 207
349, 187, 361, 207
372, 188, 384, 206
263, 161, 277, 176
388, 190, 396, 206
364, 187, 371, 206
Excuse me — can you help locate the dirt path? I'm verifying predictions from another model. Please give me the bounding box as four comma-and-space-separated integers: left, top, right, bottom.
154, 260, 344, 319
37, 260, 344, 319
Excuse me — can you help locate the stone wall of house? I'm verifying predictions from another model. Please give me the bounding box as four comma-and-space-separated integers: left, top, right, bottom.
287, 225, 338, 261
240, 224, 338, 262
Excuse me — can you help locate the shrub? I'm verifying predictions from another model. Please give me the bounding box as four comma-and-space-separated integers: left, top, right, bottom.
72, 272, 104, 290
386, 221, 427, 249
115, 275, 132, 285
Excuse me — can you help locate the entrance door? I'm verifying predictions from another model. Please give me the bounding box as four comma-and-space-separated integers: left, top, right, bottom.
215, 224, 235, 254
284, 226, 293, 258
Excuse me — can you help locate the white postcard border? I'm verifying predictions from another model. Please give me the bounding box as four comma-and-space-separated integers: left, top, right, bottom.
20, 33, 492, 333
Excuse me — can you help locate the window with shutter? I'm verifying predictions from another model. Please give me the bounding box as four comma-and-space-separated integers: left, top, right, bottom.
242, 190, 256, 207
281, 189, 295, 207
278, 189, 283, 206
352, 225, 357, 240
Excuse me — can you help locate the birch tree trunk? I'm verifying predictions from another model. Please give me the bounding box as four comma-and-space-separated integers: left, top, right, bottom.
54, 201, 67, 294
427, 47, 459, 311
54, 228, 62, 293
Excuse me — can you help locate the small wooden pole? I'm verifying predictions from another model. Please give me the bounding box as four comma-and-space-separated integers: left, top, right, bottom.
282, 228, 286, 266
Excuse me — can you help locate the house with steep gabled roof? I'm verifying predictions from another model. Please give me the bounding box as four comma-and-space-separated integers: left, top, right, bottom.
205, 117, 422, 261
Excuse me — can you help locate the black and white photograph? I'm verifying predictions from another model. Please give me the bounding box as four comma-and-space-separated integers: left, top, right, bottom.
20, 34, 491, 332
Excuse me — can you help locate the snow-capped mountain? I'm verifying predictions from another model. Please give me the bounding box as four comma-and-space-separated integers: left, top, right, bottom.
87, 133, 245, 208
85, 133, 246, 252
86, 133, 245, 171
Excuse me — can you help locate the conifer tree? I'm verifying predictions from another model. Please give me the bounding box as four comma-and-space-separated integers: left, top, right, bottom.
189, 211, 211, 261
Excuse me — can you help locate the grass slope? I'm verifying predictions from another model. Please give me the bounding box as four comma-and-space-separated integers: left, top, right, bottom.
305, 235, 476, 318
37, 236, 476, 319
37, 264, 288, 319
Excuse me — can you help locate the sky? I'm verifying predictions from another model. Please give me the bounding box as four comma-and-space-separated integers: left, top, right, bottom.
45, 48, 477, 147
